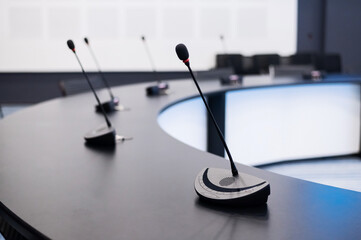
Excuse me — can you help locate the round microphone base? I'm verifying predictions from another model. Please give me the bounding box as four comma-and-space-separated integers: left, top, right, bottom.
84, 125, 116, 145
95, 98, 120, 113
146, 82, 169, 96
220, 74, 242, 85
195, 168, 270, 206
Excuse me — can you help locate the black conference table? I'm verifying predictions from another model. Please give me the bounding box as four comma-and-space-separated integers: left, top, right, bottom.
1, 75, 361, 240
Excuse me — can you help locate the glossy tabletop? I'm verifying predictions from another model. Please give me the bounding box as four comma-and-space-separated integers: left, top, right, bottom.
1, 75, 361, 239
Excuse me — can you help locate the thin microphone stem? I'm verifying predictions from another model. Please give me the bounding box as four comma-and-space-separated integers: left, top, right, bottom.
220, 37, 227, 55
87, 45, 115, 99
74, 52, 112, 128
220, 36, 233, 69
142, 39, 159, 82
186, 63, 239, 176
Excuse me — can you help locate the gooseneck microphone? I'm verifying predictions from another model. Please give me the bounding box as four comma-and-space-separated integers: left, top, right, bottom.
175, 43, 270, 206
141, 35, 169, 96
141, 36, 157, 74
176, 43, 238, 176
84, 37, 115, 100
83, 37, 125, 113
67, 39, 116, 145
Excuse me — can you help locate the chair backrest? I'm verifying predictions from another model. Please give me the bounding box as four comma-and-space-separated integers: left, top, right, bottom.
59, 75, 105, 97
321, 54, 342, 73
290, 52, 318, 66
290, 52, 342, 73
252, 54, 281, 74
215, 54, 244, 74
242, 56, 258, 75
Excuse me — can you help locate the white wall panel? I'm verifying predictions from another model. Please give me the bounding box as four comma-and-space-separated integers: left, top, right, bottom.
0, 0, 297, 71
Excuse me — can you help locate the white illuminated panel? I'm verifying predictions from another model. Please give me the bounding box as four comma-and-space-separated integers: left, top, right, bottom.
226, 83, 361, 166
0, 0, 297, 71
158, 98, 207, 151
158, 83, 360, 166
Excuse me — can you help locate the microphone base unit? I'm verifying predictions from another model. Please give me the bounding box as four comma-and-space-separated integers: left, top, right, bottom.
95, 98, 127, 113
146, 82, 169, 96
220, 74, 242, 85
84, 125, 116, 145
195, 167, 270, 206
302, 70, 325, 81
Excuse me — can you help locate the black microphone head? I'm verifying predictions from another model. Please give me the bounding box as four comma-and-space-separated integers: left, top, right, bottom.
84, 37, 89, 45
175, 43, 189, 62
67, 40, 75, 52
141, 35, 145, 41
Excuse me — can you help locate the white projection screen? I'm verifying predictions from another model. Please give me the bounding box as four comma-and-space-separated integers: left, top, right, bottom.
0, 0, 297, 72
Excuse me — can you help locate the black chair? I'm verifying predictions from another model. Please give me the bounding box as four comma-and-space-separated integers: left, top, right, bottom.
241, 56, 258, 75
59, 75, 105, 97
319, 54, 342, 73
290, 52, 318, 66
252, 54, 281, 74
215, 54, 244, 74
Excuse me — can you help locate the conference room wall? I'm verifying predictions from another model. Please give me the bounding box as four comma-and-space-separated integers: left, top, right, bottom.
0, 0, 297, 72
325, 0, 361, 74
297, 0, 361, 74
296, 0, 324, 53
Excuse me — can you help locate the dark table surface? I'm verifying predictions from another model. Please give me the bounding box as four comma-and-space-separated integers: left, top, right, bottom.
1, 75, 361, 240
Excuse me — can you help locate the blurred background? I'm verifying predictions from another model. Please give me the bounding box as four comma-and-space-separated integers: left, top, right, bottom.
1, 0, 360, 106
1, 0, 361, 189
